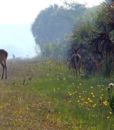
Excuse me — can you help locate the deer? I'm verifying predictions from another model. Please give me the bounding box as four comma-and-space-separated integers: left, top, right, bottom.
0, 49, 8, 79
69, 48, 82, 76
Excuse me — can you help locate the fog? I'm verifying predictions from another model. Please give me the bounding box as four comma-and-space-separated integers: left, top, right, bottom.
0, 24, 39, 59
0, 0, 104, 59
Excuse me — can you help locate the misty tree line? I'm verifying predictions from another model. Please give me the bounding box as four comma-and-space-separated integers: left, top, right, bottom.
31, 2, 96, 58
31, 0, 114, 76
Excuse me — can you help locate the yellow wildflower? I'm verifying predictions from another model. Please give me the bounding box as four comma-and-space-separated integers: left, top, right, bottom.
85, 101, 88, 105
79, 95, 81, 98
79, 83, 82, 86
87, 98, 93, 103
87, 98, 90, 101
68, 92, 72, 96
90, 92, 95, 98
77, 100, 80, 103
90, 86, 93, 89
90, 92, 94, 95
102, 100, 108, 106
109, 111, 112, 115
89, 99, 93, 103
92, 104, 96, 108
107, 116, 110, 119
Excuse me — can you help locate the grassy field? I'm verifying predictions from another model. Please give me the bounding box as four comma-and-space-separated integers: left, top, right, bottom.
0, 58, 114, 130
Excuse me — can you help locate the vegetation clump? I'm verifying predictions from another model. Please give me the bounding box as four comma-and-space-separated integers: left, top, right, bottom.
108, 83, 114, 112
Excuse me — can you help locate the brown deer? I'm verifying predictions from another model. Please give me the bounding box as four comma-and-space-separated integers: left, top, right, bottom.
69, 48, 81, 76
0, 49, 8, 79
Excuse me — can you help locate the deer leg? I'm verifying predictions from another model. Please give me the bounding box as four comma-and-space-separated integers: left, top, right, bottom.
1, 65, 4, 79
1, 61, 7, 80
79, 67, 80, 76
4, 65, 7, 79
73, 69, 76, 77
75, 68, 77, 77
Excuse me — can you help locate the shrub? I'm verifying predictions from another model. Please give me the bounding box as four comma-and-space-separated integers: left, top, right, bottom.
109, 93, 114, 113
108, 83, 114, 112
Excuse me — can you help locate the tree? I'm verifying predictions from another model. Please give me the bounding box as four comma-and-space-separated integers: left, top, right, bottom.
31, 4, 86, 55
92, 0, 114, 76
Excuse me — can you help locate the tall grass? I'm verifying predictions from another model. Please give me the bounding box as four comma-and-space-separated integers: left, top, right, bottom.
0, 59, 114, 130
27, 59, 114, 130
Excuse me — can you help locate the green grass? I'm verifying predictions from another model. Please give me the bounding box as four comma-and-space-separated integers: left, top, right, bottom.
0, 59, 114, 130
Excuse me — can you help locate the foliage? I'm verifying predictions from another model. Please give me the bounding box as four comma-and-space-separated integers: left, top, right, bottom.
68, 21, 97, 59
91, 1, 114, 76
69, 0, 114, 77
32, 60, 114, 129
93, 1, 114, 34
103, 57, 113, 77
1, 59, 114, 129
31, 4, 86, 49
31, 3, 98, 58
109, 93, 114, 112
41, 42, 69, 60
108, 83, 114, 112
72, 22, 96, 43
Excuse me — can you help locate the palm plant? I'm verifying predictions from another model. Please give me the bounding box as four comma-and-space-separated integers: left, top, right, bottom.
92, 1, 114, 76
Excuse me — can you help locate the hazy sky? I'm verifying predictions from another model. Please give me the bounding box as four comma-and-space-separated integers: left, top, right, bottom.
0, 0, 104, 58
0, 0, 104, 24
